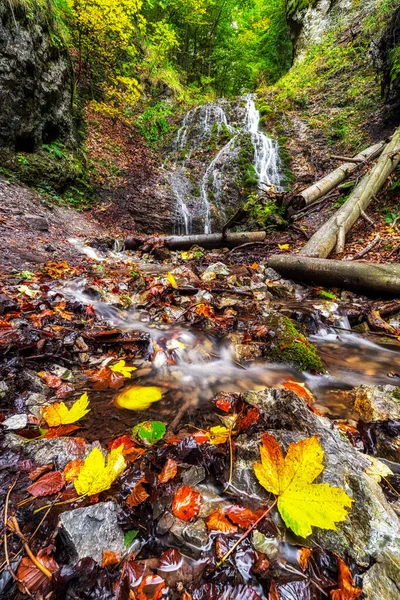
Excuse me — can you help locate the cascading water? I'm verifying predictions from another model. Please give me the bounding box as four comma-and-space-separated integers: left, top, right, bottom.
169, 94, 282, 236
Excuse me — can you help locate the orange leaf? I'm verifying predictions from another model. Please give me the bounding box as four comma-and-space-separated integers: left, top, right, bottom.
282, 380, 314, 402
298, 547, 312, 571
172, 485, 201, 521
102, 550, 120, 568
126, 482, 149, 507
27, 471, 65, 497
38, 371, 62, 388
158, 458, 178, 483
135, 574, 165, 600
108, 435, 135, 453
64, 459, 85, 482
225, 505, 264, 529
88, 366, 125, 390
330, 557, 362, 599
17, 550, 58, 594
268, 581, 279, 600
44, 424, 81, 438
195, 303, 215, 319
236, 407, 260, 431
206, 510, 238, 533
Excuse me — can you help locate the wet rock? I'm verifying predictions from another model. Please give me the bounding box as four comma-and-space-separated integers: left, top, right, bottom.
265, 267, 281, 281
370, 421, 400, 463
23, 214, 48, 231
26, 392, 48, 419
182, 465, 206, 487
152, 245, 171, 261
352, 385, 400, 422
196, 484, 231, 518
171, 266, 201, 286
362, 551, 400, 599
204, 262, 230, 277
231, 388, 400, 565
3, 414, 28, 430
0, 380, 10, 399
59, 501, 125, 564
170, 518, 209, 556
157, 511, 175, 535
5, 435, 99, 469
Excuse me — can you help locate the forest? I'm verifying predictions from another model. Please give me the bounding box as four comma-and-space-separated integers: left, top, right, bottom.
0, 0, 400, 599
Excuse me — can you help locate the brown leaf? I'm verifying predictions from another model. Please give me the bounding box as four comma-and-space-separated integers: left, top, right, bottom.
330, 557, 362, 599
126, 482, 149, 507
17, 549, 58, 594
89, 366, 125, 390
102, 549, 121, 568
44, 424, 81, 438
56, 382, 75, 399
172, 486, 201, 521
268, 581, 279, 600
158, 458, 178, 483
38, 371, 62, 388
298, 547, 312, 571
27, 471, 65, 497
28, 464, 53, 481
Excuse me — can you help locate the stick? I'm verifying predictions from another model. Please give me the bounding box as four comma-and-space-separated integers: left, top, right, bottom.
10, 517, 53, 579
349, 235, 381, 260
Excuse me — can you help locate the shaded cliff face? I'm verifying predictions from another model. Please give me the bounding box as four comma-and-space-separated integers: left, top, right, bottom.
0, 1, 74, 152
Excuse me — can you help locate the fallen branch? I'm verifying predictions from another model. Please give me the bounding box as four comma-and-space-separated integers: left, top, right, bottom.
125, 231, 267, 251
267, 254, 400, 295
299, 127, 400, 258
349, 234, 380, 260
330, 155, 364, 163
290, 141, 386, 211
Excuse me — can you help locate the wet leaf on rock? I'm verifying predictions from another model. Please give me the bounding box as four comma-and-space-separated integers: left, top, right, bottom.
88, 366, 126, 390
172, 485, 201, 521
44, 424, 81, 438
254, 433, 353, 537
109, 359, 137, 378
132, 421, 166, 446
209, 425, 230, 445
126, 481, 149, 507
64, 459, 85, 482
158, 458, 178, 483
38, 371, 63, 388
225, 505, 264, 529
43, 393, 90, 427
135, 574, 165, 600
206, 510, 238, 533
27, 471, 65, 497
116, 386, 163, 411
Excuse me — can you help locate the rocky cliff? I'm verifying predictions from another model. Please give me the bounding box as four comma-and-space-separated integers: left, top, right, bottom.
0, 0, 74, 152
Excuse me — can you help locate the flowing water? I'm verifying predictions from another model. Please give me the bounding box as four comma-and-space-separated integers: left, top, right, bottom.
169, 95, 282, 235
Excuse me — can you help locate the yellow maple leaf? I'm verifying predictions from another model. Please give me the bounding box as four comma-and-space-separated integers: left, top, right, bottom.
209, 425, 230, 445
42, 393, 90, 427
74, 446, 126, 496
114, 385, 163, 411
254, 433, 353, 538
166, 272, 178, 289
278, 243, 290, 251
109, 360, 136, 378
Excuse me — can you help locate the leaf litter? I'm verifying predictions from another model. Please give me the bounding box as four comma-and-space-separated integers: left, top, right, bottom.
0, 240, 389, 599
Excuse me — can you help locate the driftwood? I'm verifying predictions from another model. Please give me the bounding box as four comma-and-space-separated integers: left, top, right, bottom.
267, 254, 400, 295
125, 231, 267, 251
290, 141, 386, 211
300, 127, 400, 258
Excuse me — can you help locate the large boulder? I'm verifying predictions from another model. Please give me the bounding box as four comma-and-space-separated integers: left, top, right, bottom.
231, 388, 400, 566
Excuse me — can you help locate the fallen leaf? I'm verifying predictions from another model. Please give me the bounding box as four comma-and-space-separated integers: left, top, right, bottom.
365, 456, 393, 482
132, 420, 166, 446
126, 482, 149, 507
158, 458, 178, 483
225, 505, 264, 528
44, 424, 81, 438
109, 359, 137, 378
17, 550, 58, 594
254, 433, 353, 537
27, 471, 65, 497
206, 510, 238, 533
135, 574, 165, 600
278, 243, 290, 251
43, 392, 90, 427
298, 547, 312, 571
64, 459, 85, 482
28, 464, 53, 481
330, 556, 362, 599
167, 272, 178, 289
158, 548, 183, 572
195, 303, 215, 319
172, 485, 201, 521
38, 371, 62, 389
74, 446, 126, 496
124, 530, 139, 548
115, 385, 163, 411
18, 285, 41, 298
281, 380, 314, 402
89, 366, 126, 390
209, 425, 230, 445
102, 550, 120, 567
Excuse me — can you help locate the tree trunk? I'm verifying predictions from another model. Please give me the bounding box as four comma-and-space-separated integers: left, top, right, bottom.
125, 231, 267, 251
299, 127, 400, 258
268, 254, 400, 295
290, 141, 386, 211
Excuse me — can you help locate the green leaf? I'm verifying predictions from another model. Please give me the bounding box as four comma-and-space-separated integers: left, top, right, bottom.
319, 290, 336, 300
124, 529, 139, 548
132, 420, 166, 446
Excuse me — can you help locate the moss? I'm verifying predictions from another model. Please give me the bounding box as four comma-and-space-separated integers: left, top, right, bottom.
237, 132, 258, 195
265, 311, 325, 372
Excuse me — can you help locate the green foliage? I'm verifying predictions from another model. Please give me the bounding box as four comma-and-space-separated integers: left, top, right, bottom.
383, 205, 400, 225
244, 193, 285, 228
135, 102, 174, 146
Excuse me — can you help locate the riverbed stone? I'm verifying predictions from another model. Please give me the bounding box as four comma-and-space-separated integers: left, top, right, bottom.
362, 551, 400, 599
352, 385, 400, 422
231, 388, 400, 566
3, 413, 28, 430
170, 518, 209, 556
59, 501, 125, 564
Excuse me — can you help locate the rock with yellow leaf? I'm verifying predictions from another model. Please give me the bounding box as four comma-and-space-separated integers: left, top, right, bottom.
232, 387, 400, 565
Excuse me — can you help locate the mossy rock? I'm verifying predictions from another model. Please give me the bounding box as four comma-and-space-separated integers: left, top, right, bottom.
264, 311, 325, 372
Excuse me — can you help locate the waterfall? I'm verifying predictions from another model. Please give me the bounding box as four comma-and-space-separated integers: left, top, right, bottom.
170, 94, 281, 235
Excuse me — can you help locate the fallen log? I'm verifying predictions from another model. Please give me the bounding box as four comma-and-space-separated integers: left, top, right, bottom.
290, 141, 386, 211
300, 127, 400, 258
125, 231, 267, 251
267, 254, 400, 295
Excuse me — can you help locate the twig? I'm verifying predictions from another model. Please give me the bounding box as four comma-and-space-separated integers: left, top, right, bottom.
3, 480, 19, 583
216, 497, 278, 568
360, 210, 375, 226
349, 234, 380, 260
9, 517, 52, 579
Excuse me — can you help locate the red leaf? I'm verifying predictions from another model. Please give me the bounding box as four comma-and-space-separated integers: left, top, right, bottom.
44, 424, 81, 438
135, 574, 165, 600
56, 383, 75, 399
171, 485, 201, 521
125, 561, 145, 587
28, 464, 53, 481
330, 557, 362, 599
38, 372, 62, 388
126, 482, 149, 507
225, 505, 264, 529
108, 435, 135, 453
27, 471, 65, 497
17, 550, 58, 594
215, 394, 234, 413
236, 407, 260, 431
158, 548, 183, 572
158, 459, 178, 483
